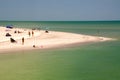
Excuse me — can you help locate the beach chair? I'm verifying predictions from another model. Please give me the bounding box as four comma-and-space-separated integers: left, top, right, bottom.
10, 38, 17, 43
5, 33, 11, 37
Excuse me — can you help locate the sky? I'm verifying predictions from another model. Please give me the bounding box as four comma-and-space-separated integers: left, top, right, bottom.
0, 0, 120, 21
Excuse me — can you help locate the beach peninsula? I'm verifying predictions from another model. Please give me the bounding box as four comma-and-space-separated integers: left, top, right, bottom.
0, 26, 114, 53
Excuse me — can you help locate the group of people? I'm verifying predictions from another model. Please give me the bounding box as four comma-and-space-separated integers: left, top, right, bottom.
22, 31, 34, 45
8, 28, 36, 47
28, 31, 34, 37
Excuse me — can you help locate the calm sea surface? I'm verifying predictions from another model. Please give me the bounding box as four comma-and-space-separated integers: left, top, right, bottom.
0, 21, 120, 80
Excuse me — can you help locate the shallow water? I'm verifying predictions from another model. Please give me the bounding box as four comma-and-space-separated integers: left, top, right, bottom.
0, 21, 120, 80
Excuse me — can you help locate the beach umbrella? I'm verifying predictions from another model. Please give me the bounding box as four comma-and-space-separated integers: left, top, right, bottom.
6, 25, 13, 29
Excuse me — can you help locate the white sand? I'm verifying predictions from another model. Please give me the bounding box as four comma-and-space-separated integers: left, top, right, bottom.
0, 26, 115, 53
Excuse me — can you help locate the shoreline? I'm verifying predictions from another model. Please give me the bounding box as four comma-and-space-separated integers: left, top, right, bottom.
0, 26, 115, 53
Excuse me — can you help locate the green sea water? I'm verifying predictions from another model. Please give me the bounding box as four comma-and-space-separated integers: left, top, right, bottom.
0, 21, 120, 80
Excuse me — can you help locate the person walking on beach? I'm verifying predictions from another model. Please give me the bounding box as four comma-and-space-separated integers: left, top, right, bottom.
22, 37, 24, 45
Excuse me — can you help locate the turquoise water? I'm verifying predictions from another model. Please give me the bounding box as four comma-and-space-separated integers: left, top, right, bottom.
0, 21, 120, 80
1, 21, 120, 37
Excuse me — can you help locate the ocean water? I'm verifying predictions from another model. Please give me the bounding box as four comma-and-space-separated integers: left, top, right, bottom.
0, 21, 120, 80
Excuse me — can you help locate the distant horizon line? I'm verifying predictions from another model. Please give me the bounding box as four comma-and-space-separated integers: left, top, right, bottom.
0, 20, 120, 22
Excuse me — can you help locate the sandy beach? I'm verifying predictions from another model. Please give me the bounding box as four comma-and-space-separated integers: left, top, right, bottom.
0, 26, 115, 53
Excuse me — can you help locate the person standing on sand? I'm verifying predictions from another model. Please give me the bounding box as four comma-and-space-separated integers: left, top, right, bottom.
28, 31, 31, 37
32, 31, 34, 37
22, 37, 24, 45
